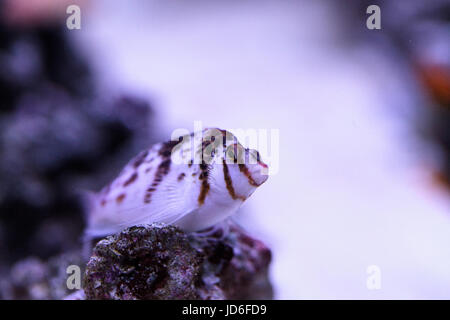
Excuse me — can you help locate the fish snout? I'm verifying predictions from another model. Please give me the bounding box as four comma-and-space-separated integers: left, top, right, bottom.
247, 160, 269, 186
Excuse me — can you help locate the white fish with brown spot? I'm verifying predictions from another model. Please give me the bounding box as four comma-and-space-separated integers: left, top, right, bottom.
83, 128, 269, 240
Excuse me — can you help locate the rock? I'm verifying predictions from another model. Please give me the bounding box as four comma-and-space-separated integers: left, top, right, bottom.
84, 223, 273, 300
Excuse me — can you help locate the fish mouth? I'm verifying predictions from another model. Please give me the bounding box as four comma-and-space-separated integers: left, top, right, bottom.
251, 163, 269, 186
242, 148, 269, 186
240, 162, 269, 187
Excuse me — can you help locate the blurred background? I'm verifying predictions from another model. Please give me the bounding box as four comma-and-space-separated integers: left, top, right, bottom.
0, 0, 449, 299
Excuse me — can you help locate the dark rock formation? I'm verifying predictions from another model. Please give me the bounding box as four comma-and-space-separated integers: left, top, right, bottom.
84, 224, 273, 300
0, 223, 273, 300
0, 19, 158, 266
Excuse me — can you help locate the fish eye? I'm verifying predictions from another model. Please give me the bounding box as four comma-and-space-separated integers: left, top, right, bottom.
225, 143, 245, 164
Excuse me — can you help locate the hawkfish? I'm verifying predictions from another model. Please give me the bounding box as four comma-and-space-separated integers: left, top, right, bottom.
83, 128, 269, 240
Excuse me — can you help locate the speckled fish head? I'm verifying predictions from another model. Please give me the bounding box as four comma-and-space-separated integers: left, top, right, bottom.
200, 128, 269, 201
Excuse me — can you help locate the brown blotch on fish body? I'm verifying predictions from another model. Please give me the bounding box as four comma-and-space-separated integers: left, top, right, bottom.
197, 162, 210, 205
178, 173, 186, 181
144, 158, 171, 203
158, 140, 180, 158
116, 193, 126, 204
123, 172, 138, 187
222, 159, 246, 201
133, 150, 149, 168
198, 180, 210, 205
101, 199, 106, 206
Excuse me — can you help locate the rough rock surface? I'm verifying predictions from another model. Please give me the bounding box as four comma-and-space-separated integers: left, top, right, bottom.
0, 223, 273, 300
84, 224, 273, 300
